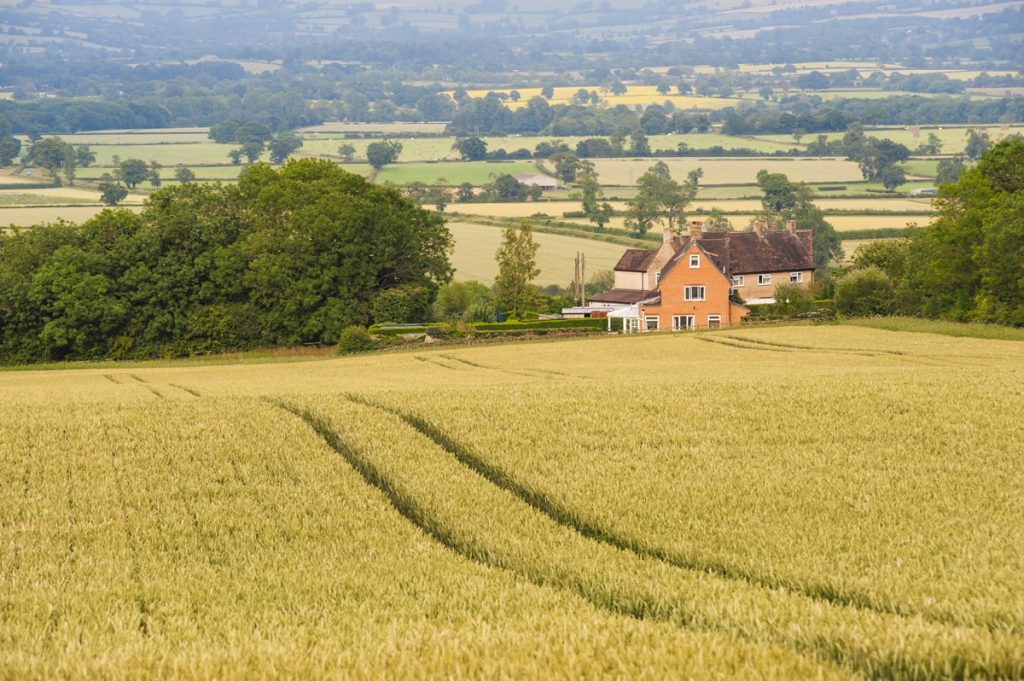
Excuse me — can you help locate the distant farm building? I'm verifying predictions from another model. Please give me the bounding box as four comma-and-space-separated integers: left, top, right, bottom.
514, 173, 561, 190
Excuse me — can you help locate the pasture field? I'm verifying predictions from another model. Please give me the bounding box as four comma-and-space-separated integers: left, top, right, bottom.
298, 122, 449, 135
300, 133, 801, 162
20, 131, 213, 145
587, 157, 864, 185
374, 161, 540, 185
752, 125, 1024, 153
447, 221, 625, 285
0, 205, 142, 228
2, 326, 1023, 678
0, 192, 95, 206
563, 213, 930, 233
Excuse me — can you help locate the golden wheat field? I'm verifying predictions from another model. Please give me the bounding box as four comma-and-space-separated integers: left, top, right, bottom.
2, 325, 1024, 678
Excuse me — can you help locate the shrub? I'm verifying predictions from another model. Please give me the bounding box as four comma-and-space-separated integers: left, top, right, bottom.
372, 285, 432, 324
835, 267, 894, 316
772, 284, 815, 317
336, 326, 375, 354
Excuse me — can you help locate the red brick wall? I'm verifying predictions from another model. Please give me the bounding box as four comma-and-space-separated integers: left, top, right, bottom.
639, 245, 747, 330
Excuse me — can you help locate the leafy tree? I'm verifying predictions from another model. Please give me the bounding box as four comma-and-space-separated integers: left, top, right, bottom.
934, 156, 965, 185
0, 136, 20, 166
268, 132, 303, 164
62, 145, 76, 185
703, 211, 734, 232
118, 158, 149, 188
75, 145, 96, 167
852, 239, 910, 280
917, 132, 943, 155
757, 171, 799, 213
492, 174, 527, 202
880, 164, 906, 191
234, 121, 272, 146
835, 267, 894, 316
494, 222, 540, 317
415, 93, 456, 120
149, 161, 162, 187
628, 130, 651, 156
209, 120, 242, 144
366, 140, 402, 170
175, 166, 195, 183
540, 86, 555, 99
97, 174, 128, 206
897, 138, 1024, 324
757, 171, 843, 268
453, 136, 488, 161
337, 144, 356, 161
228, 148, 244, 165
624, 162, 695, 235
25, 137, 74, 177
27, 245, 126, 358
434, 281, 493, 320
551, 152, 587, 183
772, 283, 815, 316
371, 284, 431, 323
241, 142, 264, 164
796, 71, 831, 90
964, 128, 991, 161
457, 182, 475, 202
855, 139, 911, 181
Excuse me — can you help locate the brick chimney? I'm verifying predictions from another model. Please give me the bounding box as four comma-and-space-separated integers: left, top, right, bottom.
786, 219, 797, 234
754, 218, 766, 237
689, 220, 703, 239
663, 228, 674, 244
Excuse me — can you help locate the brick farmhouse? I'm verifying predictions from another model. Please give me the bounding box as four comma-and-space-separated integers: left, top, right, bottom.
588, 219, 814, 331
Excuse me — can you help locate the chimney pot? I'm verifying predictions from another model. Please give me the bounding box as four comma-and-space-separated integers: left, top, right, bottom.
786, 219, 797, 234
689, 220, 703, 238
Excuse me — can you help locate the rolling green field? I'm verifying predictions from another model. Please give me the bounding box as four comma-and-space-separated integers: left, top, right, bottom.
751, 125, 1024, 153
375, 161, 541, 185
587, 157, 864, 185
2, 325, 1023, 677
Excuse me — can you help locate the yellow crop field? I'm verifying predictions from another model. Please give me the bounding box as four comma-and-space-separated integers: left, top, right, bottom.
458, 86, 739, 111
2, 326, 1024, 678
448, 221, 625, 285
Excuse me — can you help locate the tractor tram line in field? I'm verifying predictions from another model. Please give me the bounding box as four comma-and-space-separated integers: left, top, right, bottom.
263, 392, 1023, 680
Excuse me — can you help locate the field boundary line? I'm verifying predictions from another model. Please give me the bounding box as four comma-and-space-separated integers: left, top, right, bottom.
348, 393, 995, 632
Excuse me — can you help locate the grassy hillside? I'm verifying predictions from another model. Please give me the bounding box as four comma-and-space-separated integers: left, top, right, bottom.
2, 326, 1023, 677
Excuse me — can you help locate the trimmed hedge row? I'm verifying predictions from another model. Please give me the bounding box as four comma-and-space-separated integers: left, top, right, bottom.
369, 317, 617, 337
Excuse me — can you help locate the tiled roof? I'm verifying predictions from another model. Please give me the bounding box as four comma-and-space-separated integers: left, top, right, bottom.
589, 288, 659, 304
613, 249, 658, 272
698, 230, 814, 274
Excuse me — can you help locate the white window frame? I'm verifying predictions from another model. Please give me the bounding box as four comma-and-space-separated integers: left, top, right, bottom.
684, 285, 705, 301
757, 273, 772, 286
707, 315, 722, 328
689, 254, 700, 268
625, 318, 639, 333
789, 272, 803, 284
645, 315, 660, 331
731, 275, 744, 287
672, 315, 695, 331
